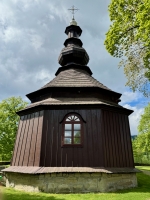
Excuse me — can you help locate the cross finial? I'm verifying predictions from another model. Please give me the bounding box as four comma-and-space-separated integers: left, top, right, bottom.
68, 6, 79, 20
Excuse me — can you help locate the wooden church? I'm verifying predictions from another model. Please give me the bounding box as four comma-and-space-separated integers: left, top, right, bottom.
3, 16, 138, 193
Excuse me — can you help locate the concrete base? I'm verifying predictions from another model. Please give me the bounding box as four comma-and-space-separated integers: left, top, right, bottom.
5, 172, 137, 193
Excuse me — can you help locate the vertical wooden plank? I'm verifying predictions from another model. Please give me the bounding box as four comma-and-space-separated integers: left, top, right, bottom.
113, 112, 120, 167
45, 110, 52, 167
120, 114, 130, 167
77, 148, 82, 167
56, 110, 62, 167
61, 146, 63, 167
113, 113, 124, 167
66, 148, 72, 167
82, 109, 90, 167
86, 109, 93, 167
22, 114, 31, 166
19, 114, 30, 166
15, 115, 27, 166
55, 110, 58, 167
125, 115, 134, 167
90, 110, 96, 167
60, 110, 64, 167
103, 110, 111, 167
116, 113, 126, 167
51, 110, 57, 167
28, 112, 39, 166
65, 152, 68, 167
40, 110, 48, 166
62, 147, 67, 167
101, 110, 107, 167
103, 110, 108, 167
34, 111, 44, 166
107, 111, 118, 167
23, 113, 34, 166
99, 110, 105, 167
11, 116, 24, 166
96, 109, 103, 167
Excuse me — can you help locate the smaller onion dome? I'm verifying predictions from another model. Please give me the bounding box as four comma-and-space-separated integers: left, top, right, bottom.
58, 20, 89, 67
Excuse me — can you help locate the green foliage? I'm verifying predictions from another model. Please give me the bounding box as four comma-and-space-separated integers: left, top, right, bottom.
0, 97, 28, 161
136, 166, 150, 171
132, 103, 150, 164
138, 103, 150, 134
105, 0, 150, 96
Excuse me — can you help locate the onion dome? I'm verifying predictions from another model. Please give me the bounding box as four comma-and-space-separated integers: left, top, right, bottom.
58, 19, 89, 66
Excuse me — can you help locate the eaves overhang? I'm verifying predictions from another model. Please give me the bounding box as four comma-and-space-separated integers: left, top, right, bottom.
26, 86, 122, 102
16, 103, 133, 116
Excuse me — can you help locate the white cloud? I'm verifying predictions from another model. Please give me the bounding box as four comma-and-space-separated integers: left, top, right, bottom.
29, 33, 44, 50
2, 27, 22, 43
35, 69, 54, 85
123, 104, 144, 135
120, 91, 142, 105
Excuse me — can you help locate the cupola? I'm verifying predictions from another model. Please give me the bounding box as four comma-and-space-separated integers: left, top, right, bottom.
58, 19, 89, 67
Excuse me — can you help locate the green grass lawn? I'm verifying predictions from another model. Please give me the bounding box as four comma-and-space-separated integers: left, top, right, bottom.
1, 168, 150, 200
136, 166, 150, 171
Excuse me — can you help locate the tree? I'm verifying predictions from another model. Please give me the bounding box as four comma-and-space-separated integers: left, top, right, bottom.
0, 97, 28, 161
138, 103, 150, 135
132, 103, 150, 163
105, 0, 150, 96
138, 103, 150, 158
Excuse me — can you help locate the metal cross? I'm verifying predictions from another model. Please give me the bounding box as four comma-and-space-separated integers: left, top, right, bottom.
68, 6, 79, 20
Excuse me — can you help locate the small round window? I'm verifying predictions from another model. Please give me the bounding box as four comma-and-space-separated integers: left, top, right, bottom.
62, 114, 83, 146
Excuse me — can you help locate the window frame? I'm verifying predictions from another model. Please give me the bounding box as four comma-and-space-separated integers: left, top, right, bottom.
61, 113, 84, 147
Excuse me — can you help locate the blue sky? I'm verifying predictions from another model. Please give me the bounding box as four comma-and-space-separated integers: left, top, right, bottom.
0, 0, 149, 135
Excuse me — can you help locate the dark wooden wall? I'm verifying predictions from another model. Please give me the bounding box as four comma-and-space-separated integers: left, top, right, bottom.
11, 109, 134, 168
40, 109, 134, 168
11, 111, 43, 166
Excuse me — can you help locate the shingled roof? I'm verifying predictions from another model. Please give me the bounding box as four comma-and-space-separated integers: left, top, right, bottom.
41, 68, 112, 91
20, 97, 122, 111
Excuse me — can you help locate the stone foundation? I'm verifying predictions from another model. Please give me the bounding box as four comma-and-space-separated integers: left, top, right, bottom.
5, 172, 137, 193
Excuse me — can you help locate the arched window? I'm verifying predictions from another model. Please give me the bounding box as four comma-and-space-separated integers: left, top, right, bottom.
62, 114, 83, 146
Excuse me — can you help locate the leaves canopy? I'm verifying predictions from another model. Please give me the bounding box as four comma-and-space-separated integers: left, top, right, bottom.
138, 103, 150, 135
105, 0, 150, 96
132, 103, 150, 163
0, 97, 28, 161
